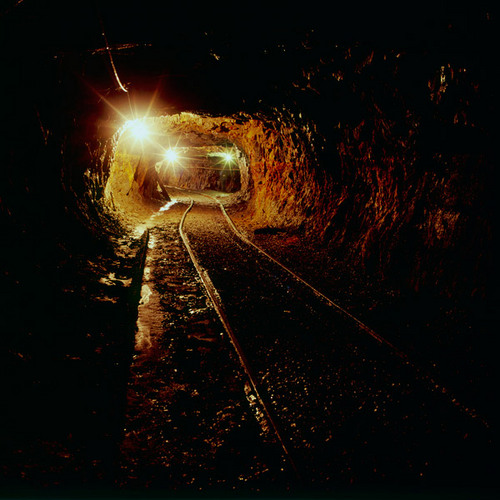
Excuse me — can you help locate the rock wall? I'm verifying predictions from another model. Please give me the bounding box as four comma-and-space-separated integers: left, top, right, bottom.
201, 41, 493, 301
305, 45, 494, 299
101, 76, 493, 302
2, 6, 493, 312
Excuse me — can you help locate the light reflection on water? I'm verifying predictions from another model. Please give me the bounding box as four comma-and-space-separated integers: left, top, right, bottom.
159, 200, 176, 212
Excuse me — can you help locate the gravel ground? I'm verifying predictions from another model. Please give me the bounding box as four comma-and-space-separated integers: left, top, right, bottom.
227, 200, 496, 427
117, 201, 293, 496
181, 200, 495, 493
2, 188, 495, 498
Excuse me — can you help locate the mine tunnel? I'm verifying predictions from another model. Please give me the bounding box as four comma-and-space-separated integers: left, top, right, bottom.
0, 1, 497, 497
107, 114, 247, 218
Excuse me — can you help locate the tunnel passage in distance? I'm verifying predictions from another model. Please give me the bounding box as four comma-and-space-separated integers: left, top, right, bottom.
105, 113, 247, 217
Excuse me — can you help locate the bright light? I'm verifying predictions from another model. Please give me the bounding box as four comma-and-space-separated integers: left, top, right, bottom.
164, 148, 179, 164
159, 200, 176, 212
221, 152, 234, 164
208, 150, 236, 165
124, 119, 150, 141
130, 121, 149, 140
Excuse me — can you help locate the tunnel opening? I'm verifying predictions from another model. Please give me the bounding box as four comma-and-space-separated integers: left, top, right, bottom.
104, 113, 249, 222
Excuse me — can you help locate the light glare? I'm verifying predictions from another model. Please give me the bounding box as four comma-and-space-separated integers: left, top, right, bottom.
131, 121, 148, 140
221, 152, 234, 164
208, 150, 235, 165
124, 119, 150, 141
164, 148, 179, 163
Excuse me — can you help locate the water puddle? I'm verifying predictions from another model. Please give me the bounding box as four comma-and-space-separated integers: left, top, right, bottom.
159, 200, 177, 212
139, 284, 152, 305
135, 317, 152, 350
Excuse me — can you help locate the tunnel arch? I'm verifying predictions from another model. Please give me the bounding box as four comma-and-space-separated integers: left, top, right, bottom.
0, 0, 494, 314
49, 29, 494, 303
101, 107, 331, 237
104, 112, 253, 220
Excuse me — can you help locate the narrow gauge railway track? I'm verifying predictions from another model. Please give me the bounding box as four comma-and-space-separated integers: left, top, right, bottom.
180, 200, 302, 482
206, 193, 490, 428
179, 189, 488, 426
120, 205, 295, 491
177, 191, 494, 488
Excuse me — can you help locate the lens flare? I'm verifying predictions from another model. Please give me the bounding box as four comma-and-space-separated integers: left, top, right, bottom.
221, 152, 234, 164
164, 148, 179, 164
127, 119, 149, 140
208, 149, 236, 166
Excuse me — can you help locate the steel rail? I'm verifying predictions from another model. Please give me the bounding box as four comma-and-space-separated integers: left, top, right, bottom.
194, 192, 408, 358
189, 191, 489, 429
168, 187, 489, 428
178, 199, 302, 482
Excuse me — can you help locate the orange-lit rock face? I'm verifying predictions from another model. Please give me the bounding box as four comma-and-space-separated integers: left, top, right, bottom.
101, 71, 492, 300
3, 24, 488, 303
105, 112, 330, 234
77, 38, 493, 304
105, 114, 247, 218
